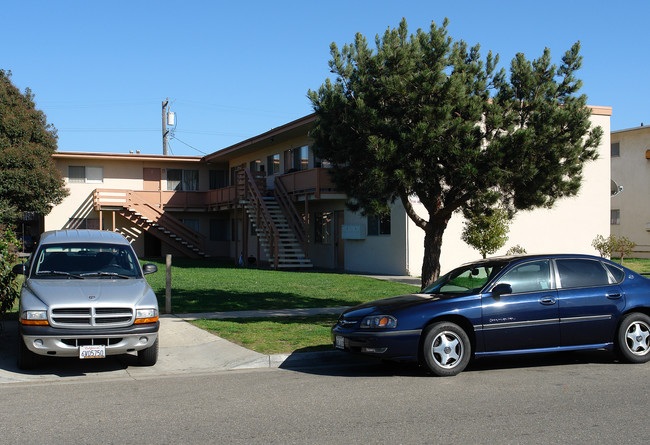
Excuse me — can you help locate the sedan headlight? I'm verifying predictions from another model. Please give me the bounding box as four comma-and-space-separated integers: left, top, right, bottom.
135, 308, 159, 324
360, 315, 397, 329
21, 310, 49, 326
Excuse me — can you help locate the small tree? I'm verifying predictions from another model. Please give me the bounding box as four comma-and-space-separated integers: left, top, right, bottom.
461, 207, 510, 258
506, 245, 527, 255
0, 227, 20, 317
591, 234, 612, 258
612, 236, 636, 265
591, 234, 636, 264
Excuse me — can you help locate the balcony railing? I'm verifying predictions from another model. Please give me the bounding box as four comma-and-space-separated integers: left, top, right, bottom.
94, 168, 339, 212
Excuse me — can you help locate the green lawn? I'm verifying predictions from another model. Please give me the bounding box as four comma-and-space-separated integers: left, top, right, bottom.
191, 315, 339, 354
143, 258, 418, 313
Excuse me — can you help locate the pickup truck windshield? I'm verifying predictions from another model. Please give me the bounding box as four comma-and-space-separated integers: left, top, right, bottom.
32, 243, 141, 279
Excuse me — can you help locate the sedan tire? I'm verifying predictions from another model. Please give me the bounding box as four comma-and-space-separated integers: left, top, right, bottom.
617, 312, 650, 363
422, 322, 471, 377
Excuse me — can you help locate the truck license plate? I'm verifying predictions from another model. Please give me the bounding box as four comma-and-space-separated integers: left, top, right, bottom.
79, 345, 106, 359
335, 336, 345, 350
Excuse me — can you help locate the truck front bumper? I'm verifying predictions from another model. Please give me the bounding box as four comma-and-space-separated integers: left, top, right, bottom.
20, 322, 159, 357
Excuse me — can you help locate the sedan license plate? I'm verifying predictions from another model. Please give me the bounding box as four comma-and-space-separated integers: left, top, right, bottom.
335, 335, 345, 350
79, 345, 106, 359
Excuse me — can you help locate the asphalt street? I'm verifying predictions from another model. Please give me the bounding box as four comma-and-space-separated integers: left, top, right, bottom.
1, 352, 648, 444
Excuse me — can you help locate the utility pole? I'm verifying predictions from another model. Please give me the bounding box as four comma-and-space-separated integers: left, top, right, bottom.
162, 97, 169, 155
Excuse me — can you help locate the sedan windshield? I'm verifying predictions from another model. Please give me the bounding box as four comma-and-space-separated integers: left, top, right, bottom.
423, 261, 508, 295
32, 243, 141, 279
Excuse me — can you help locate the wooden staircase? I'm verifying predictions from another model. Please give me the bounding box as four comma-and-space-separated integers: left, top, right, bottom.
94, 190, 209, 258
238, 169, 312, 269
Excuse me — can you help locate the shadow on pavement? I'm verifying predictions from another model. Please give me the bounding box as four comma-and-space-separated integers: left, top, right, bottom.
282, 348, 620, 378
0, 320, 138, 378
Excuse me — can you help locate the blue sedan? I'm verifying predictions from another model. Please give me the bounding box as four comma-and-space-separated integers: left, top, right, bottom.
332, 254, 650, 376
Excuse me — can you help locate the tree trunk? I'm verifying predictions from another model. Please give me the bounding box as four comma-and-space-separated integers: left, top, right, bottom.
420, 220, 449, 290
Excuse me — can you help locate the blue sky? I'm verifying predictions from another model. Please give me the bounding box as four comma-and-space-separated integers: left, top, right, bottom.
3, 1, 647, 156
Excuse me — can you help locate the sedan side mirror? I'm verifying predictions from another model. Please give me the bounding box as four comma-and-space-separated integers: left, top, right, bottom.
12, 263, 26, 275
491, 283, 513, 296
142, 263, 158, 275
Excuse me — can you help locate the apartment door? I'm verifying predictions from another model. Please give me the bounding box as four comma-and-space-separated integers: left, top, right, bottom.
334, 211, 344, 269
143, 168, 161, 191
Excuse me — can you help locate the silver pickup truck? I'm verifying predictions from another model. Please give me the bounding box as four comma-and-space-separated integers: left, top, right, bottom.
13, 229, 160, 369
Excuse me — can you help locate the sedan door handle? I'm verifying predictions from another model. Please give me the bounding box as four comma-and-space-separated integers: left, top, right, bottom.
539, 296, 557, 305
607, 293, 622, 299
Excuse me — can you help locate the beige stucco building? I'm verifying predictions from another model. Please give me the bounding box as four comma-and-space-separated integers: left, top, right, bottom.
610, 124, 650, 257
43, 108, 612, 276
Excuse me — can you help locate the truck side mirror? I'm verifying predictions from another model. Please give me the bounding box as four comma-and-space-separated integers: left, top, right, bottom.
142, 264, 158, 275
12, 263, 26, 275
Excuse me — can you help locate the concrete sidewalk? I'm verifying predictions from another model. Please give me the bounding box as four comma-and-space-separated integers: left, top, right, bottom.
0, 311, 372, 384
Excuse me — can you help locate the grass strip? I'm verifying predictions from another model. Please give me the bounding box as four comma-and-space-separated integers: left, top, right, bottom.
143, 258, 418, 313
190, 315, 340, 355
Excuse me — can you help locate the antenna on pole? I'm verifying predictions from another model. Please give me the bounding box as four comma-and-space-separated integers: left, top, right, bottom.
162, 98, 169, 155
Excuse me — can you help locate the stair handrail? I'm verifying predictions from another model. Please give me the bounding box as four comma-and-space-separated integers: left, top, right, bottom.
274, 176, 308, 253
240, 168, 280, 269
127, 191, 207, 248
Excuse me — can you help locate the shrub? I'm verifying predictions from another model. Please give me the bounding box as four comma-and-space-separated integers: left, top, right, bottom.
0, 227, 20, 316
592, 234, 636, 264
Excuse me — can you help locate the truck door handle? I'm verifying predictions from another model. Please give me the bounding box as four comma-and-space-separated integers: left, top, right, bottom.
607, 293, 622, 299
540, 296, 556, 305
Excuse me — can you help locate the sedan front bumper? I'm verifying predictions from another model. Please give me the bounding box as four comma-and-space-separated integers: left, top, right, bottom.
331, 326, 422, 361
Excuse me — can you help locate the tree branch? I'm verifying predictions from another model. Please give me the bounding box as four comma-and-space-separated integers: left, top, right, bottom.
399, 190, 428, 230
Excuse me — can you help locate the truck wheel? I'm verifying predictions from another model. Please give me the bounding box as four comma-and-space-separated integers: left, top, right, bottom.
17, 337, 39, 370
138, 337, 159, 366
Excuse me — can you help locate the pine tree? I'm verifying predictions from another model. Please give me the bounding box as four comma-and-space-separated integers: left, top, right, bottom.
308, 19, 602, 288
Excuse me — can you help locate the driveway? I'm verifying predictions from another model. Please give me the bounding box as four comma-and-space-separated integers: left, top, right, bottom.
0, 315, 371, 384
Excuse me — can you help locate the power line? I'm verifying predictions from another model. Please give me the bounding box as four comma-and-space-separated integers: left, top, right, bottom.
170, 135, 208, 155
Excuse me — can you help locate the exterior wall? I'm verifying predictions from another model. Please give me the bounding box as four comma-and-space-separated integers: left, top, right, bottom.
611, 126, 650, 257
407, 112, 612, 276
49, 154, 209, 257
342, 203, 409, 275
46, 109, 611, 274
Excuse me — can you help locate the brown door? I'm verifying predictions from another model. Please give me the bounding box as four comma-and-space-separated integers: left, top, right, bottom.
143, 168, 161, 191
335, 211, 344, 269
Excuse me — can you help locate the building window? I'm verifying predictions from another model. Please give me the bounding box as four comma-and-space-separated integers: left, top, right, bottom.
181, 218, 200, 232
611, 142, 620, 157
267, 154, 280, 175
293, 146, 309, 171
167, 169, 198, 191
314, 212, 332, 244
314, 157, 332, 168
250, 159, 264, 173
368, 214, 391, 236
611, 209, 620, 225
209, 170, 226, 190
68, 166, 103, 184
210, 219, 229, 241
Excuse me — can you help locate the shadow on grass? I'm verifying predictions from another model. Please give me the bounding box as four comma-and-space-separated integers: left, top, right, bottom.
159, 289, 362, 313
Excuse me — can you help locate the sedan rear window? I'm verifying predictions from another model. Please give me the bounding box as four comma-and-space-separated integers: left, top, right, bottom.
556, 259, 610, 288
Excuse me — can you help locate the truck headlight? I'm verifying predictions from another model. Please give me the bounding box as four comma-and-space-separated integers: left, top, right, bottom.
20, 310, 49, 326
360, 315, 397, 329
135, 308, 159, 324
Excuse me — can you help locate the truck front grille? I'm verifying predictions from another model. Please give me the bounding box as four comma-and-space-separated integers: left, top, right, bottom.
51, 307, 134, 328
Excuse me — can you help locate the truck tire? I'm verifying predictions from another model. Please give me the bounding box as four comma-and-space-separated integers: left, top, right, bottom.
17, 337, 39, 370
138, 337, 159, 366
